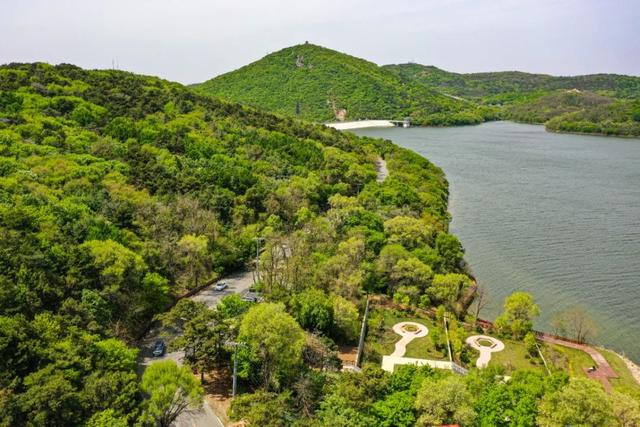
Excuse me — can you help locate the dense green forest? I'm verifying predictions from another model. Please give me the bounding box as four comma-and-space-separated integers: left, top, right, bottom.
1, 63, 639, 427
385, 63, 640, 137
0, 62, 470, 425
194, 43, 498, 126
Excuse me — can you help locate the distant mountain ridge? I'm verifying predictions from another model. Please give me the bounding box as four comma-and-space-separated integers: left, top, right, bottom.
383, 63, 640, 100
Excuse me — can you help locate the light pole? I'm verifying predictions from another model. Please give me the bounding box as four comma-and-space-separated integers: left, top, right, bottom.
443, 312, 453, 363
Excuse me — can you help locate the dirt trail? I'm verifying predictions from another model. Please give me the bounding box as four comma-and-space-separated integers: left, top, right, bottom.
375, 157, 389, 182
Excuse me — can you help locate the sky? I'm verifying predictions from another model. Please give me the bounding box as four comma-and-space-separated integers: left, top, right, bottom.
1, 0, 639, 84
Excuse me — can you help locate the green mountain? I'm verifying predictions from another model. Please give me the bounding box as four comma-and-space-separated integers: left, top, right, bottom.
194, 43, 497, 126
384, 63, 640, 136
383, 63, 640, 100
0, 62, 467, 424
195, 44, 639, 137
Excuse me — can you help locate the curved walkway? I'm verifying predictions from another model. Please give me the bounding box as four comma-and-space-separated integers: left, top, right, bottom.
538, 334, 618, 392
466, 335, 505, 368
390, 322, 429, 357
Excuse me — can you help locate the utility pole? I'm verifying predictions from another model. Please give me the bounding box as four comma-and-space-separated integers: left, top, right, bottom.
355, 296, 370, 368
232, 344, 238, 397
443, 312, 453, 363
225, 340, 245, 397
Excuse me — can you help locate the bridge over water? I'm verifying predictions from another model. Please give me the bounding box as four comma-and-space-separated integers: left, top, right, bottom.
326, 117, 411, 130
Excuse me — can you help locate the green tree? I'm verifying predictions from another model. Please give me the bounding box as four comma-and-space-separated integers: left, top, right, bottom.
538, 378, 614, 427
238, 303, 306, 390
473, 370, 554, 427
217, 294, 251, 319
414, 375, 475, 427
384, 216, 433, 249
289, 289, 334, 334
175, 309, 229, 382
158, 301, 229, 382
139, 360, 204, 427
390, 257, 433, 290
105, 116, 137, 141
610, 391, 640, 427
81, 239, 146, 293
524, 332, 539, 357
177, 234, 210, 289
495, 292, 540, 339
229, 391, 293, 427
82, 370, 139, 420
19, 366, 83, 427
85, 409, 129, 427
435, 233, 465, 272
428, 273, 472, 312
372, 390, 416, 427
331, 295, 360, 341
315, 393, 377, 427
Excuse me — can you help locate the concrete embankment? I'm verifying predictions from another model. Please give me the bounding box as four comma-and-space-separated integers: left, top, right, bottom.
325, 120, 395, 130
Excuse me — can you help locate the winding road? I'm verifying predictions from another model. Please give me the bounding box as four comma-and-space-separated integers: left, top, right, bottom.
139, 270, 254, 427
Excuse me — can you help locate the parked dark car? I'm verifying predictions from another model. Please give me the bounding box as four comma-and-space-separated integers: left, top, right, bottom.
214, 282, 228, 291
152, 340, 165, 357
242, 290, 263, 303
242, 294, 258, 302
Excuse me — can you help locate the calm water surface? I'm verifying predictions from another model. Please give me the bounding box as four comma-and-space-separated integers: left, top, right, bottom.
355, 122, 640, 361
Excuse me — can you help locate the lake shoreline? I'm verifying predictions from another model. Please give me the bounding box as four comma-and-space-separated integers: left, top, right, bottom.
353, 122, 640, 362
329, 118, 640, 139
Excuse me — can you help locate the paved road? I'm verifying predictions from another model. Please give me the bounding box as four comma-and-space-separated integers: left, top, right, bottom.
139, 270, 255, 427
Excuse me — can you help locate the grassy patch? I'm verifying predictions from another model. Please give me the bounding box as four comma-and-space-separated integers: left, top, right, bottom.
545, 344, 594, 378
481, 337, 547, 374
477, 338, 495, 347
365, 308, 446, 362
599, 349, 640, 392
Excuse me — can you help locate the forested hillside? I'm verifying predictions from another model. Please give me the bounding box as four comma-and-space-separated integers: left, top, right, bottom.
2, 63, 639, 427
383, 63, 640, 100
0, 62, 470, 425
385, 63, 640, 137
194, 43, 498, 126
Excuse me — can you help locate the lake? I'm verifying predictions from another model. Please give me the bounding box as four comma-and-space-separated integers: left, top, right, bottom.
354, 121, 640, 361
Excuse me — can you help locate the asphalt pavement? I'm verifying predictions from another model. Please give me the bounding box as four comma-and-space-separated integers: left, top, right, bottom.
139, 270, 255, 427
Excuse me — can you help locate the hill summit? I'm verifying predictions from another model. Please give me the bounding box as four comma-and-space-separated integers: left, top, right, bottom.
194, 43, 494, 125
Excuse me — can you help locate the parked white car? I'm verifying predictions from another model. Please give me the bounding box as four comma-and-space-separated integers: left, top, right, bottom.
213, 282, 228, 291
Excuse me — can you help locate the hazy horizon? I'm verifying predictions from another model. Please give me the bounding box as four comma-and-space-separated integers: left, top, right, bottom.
2, 0, 639, 84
